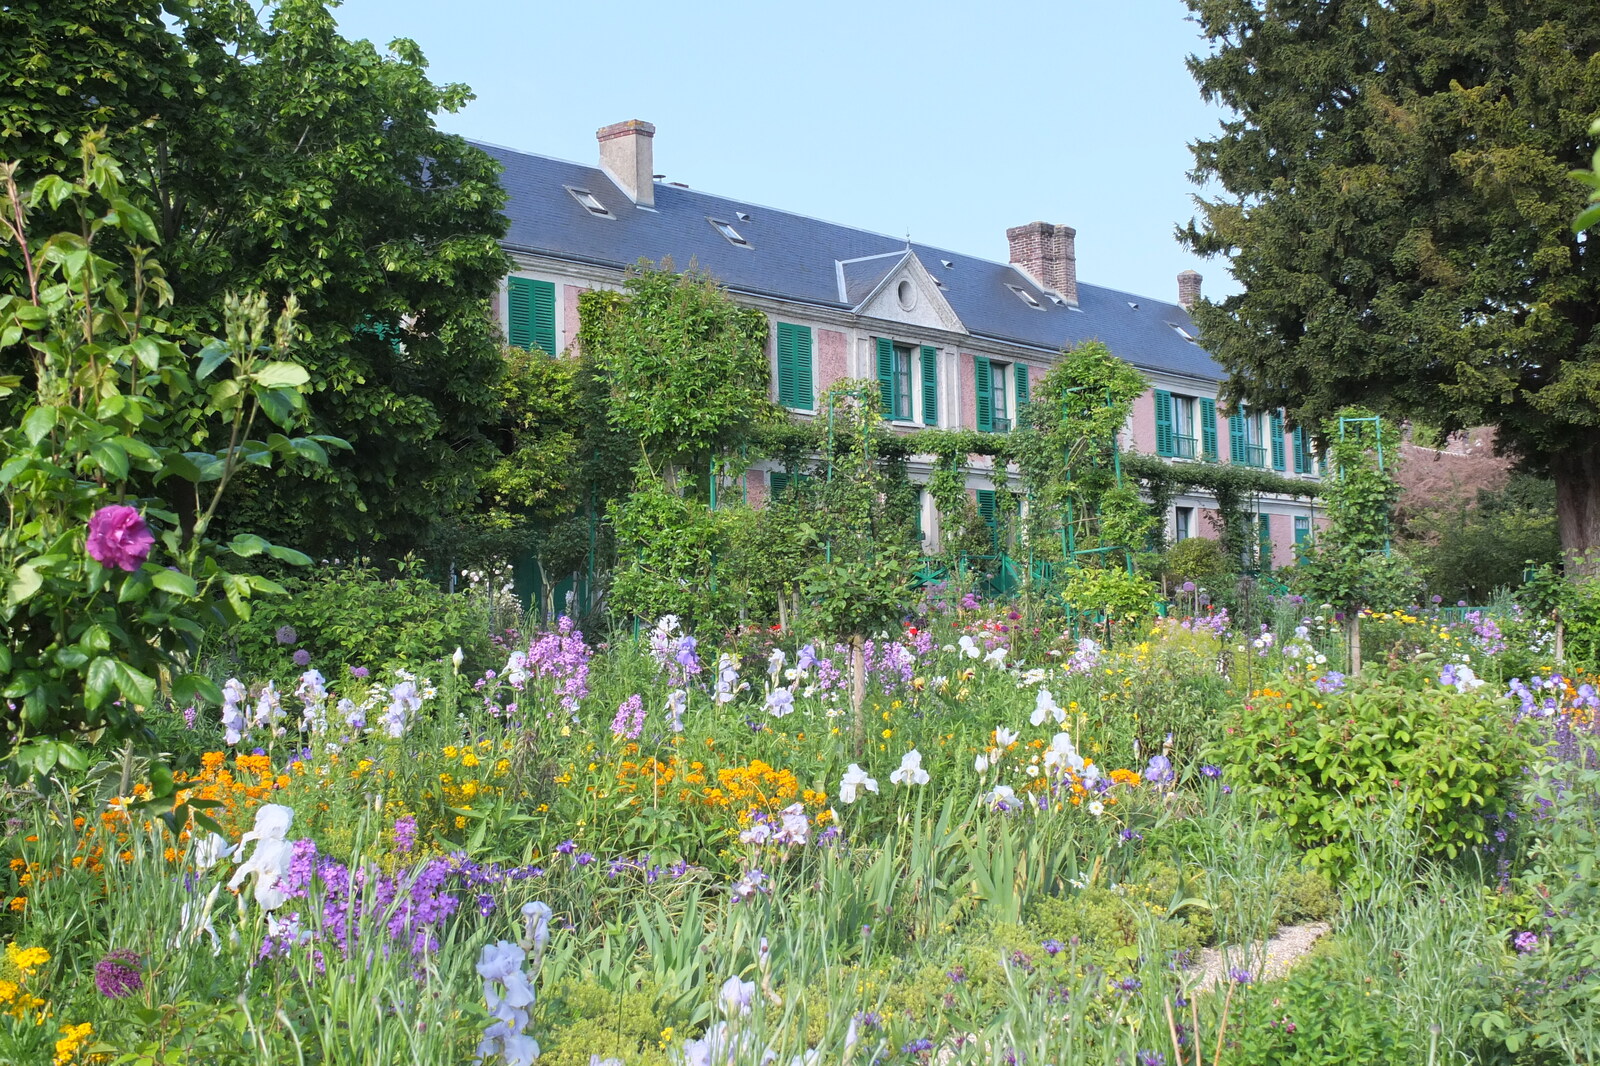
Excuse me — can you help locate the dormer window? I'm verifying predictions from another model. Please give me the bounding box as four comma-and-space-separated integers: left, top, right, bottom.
709, 218, 750, 247
1007, 284, 1043, 310
565, 186, 613, 218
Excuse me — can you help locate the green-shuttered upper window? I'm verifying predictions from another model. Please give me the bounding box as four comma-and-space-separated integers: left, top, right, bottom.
776, 323, 814, 410
507, 277, 557, 355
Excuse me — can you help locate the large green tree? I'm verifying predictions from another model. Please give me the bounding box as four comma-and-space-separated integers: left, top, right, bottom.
1180, 2, 1600, 568
1, 0, 511, 556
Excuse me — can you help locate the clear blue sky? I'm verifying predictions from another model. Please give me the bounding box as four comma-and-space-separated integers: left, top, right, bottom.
331, 0, 1234, 304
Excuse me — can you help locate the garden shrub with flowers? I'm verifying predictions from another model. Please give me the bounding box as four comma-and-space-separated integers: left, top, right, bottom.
0, 582, 1596, 1065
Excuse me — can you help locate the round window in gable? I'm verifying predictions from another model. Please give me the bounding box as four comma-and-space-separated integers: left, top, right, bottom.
896, 279, 917, 311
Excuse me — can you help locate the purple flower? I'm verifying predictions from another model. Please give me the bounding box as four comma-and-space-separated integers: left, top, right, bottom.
1513, 931, 1538, 953
1143, 755, 1173, 785
293, 648, 312, 667
86, 505, 155, 571
1042, 939, 1064, 956
350, 666, 369, 678
276, 625, 299, 645
574, 851, 595, 867
94, 949, 143, 999
610, 694, 645, 739
1315, 671, 1346, 694
556, 839, 576, 855
1200, 764, 1222, 779
1181, 581, 1196, 593
393, 816, 417, 854
1139, 1053, 1166, 1066
182, 705, 197, 729
1115, 976, 1142, 992
1228, 967, 1252, 985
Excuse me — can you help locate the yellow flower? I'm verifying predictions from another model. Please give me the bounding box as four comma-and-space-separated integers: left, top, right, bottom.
54, 1022, 92, 1066
881, 729, 892, 739
443, 745, 459, 759
461, 752, 480, 768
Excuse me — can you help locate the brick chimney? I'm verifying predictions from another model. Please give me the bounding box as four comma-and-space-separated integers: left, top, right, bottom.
597, 119, 655, 207
1006, 222, 1077, 305
1177, 269, 1202, 309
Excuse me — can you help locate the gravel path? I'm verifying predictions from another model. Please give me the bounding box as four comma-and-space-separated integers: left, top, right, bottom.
1185, 921, 1331, 994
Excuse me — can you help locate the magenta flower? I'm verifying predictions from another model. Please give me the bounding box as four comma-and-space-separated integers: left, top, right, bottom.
86, 505, 155, 571
94, 949, 143, 998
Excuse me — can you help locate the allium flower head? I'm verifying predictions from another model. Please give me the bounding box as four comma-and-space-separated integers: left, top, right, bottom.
94, 950, 143, 999
275, 625, 299, 645
86, 504, 155, 571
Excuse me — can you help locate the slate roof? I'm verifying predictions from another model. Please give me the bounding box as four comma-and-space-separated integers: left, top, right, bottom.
479, 141, 1223, 383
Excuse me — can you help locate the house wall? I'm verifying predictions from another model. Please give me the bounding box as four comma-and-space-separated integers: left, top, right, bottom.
817, 328, 847, 397
561, 284, 586, 353
1129, 390, 1156, 454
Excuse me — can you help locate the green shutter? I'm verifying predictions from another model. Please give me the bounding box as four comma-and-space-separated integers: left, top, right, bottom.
921, 346, 938, 426
1294, 515, 1311, 545
1229, 411, 1247, 464
776, 323, 812, 409
770, 471, 790, 498
1292, 427, 1307, 474
974, 356, 993, 432
1154, 390, 1174, 457
876, 337, 894, 415
1259, 514, 1273, 567
1199, 398, 1217, 460
1270, 411, 1286, 471
976, 489, 997, 527
776, 324, 797, 407
507, 277, 557, 353
795, 326, 813, 410
1014, 363, 1030, 419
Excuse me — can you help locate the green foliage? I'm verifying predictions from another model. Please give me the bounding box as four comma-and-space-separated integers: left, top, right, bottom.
1182, 1, 1600, 558
1212, 666, 1534, 886
0, 139, 332, 778
1404, 475, 1559, 602
538, 978, 672, 1066
218, 558, 493, 683
606, 469, 722, 626
1163, 536, 1238, 588
478, 347, 583, 532
1229, 952, 1407, 1065
1290, 410, 1416, 617
1479, 733, 1600, 1060
1029, 861, 1233, 953
1059, 566, 1158, 625
2, 0, 512, 558
1014, 341, 1155, 562
583, 263, 775, 475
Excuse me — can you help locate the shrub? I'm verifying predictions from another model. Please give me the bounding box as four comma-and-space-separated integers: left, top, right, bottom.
217, 558, 494, 682
1228, 952, 1408, 1065
1211, 665, 1534, 885
1163, 536, 1236, 588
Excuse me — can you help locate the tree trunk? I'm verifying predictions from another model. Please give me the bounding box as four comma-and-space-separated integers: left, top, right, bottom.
850, 634, 866, 756
1552, 445, 1600, 576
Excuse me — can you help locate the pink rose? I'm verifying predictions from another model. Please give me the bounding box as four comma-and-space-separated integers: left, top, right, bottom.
86, 505, 155, 572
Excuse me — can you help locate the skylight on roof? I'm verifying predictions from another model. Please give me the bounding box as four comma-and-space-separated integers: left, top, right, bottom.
1007, 284, 1043, 309
709, 218, 750, 247
564, 186, 612, 218
1169, 323, 1199, 343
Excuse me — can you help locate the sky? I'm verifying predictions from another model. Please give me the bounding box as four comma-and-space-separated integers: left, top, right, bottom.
331, 0, 1236, 305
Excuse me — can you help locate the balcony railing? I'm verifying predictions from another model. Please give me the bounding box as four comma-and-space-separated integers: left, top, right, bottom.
1236, 444, 1267, 468
990, 416, 1013, 433
1172, 434, 1197, 459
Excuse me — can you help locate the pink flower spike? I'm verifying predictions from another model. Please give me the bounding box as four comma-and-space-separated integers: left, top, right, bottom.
86, 505, 155, 571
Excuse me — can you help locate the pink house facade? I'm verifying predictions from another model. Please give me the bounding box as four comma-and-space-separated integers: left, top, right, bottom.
485, 120, 1320, 569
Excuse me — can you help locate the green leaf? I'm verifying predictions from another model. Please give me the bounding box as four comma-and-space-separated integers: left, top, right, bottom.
6, 563, 43, 608
196, 340, 230, 381
22, 405, 56, 445
253, 361, 310, 388
150, 569, 197, 597
89, 439, 130, 480
228, 533, 270, 558
265, 544, 312, 566
110, 197, 160, 242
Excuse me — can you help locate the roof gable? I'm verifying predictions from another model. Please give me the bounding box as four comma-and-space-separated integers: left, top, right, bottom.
853, 252, 966, 335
